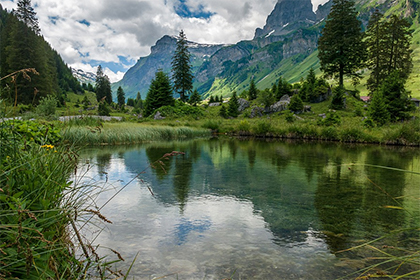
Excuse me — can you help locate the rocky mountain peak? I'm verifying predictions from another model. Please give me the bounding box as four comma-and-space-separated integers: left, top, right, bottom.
254, 0, 316, 38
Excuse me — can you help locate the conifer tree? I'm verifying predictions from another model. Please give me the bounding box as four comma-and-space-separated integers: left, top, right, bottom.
189, 89, 201, 106
135, 91, 143, 109
16, 0, 40, 34
172, 30, 193, 102
368, 89, 389, 126
117, 86, 125, 109
144, 70, 174, 117
318, 0, 365, 86
95, 65, 112, 104
276, 77, 292, 100
228, 91, 239, 117
248, 78, 258, 100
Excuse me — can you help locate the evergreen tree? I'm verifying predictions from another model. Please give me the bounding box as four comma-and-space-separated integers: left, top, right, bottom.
248, 78, 258, 100
288, 95, 304, 112
95, 65, 112, 104
135, 91, 143, 109
144, 70, 174, 117
209, 95, 215, 103
16, 0, 40, 34
171, 30, 193, 102
219, 105, 228, 118
117, 86, 125, 109
329, 86, 346, 110
189, 89, 201, 106
380, 71, 414, 121
365, 10, 387, 93
383, 15, 413, 81
276, 77, 292, 100
368, 89, 389, 126
228, 91, 239, 117
318, 0, 365, 86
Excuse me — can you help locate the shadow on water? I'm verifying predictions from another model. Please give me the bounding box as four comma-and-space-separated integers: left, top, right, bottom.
78, 138, 420, 279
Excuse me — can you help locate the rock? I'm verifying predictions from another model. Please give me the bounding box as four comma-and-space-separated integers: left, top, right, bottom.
318, 113, 326, 119
237, 98, 250, 112
250, 107, 264, 118
208, 102, 221, 107
303, 105, 311, 112
280, 94, 291, 103
154, 111, 165, 120
267, 101, 289, 113
254, 0, 316, 38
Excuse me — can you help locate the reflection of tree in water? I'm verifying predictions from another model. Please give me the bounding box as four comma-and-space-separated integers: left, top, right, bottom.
145, 146, 175, 180
96, 153, 112, 180
314, 146, 413, 253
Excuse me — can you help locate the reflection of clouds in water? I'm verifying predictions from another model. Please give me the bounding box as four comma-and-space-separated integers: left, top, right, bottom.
172, 218, 212, 245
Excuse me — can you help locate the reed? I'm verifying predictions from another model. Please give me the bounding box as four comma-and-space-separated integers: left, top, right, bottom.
61, 122, 211, 146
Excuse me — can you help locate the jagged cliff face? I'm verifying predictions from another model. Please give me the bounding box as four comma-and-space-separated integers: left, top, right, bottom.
254, 0, 316, 38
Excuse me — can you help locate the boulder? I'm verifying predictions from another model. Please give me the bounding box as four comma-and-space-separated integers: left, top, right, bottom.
238, 98, 250, 112
208, 102, 221, 107
268, 100, 289, 113
154, 111, 165, 120
250, 107, 264, 118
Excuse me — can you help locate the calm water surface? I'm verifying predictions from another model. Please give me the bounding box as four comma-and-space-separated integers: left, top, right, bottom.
75, 139, 420, 279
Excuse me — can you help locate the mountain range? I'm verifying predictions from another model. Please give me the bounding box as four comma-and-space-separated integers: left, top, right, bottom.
111, 0, 420, 100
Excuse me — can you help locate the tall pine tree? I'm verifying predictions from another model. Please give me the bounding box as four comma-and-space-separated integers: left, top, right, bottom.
117, 86, 125, 108
144, 70, 174, 117
248, 78, 258, 101
171, 30, 193, 102
95, 65, 112, 104
318, 0, 365, 86
16, 0, 40, 34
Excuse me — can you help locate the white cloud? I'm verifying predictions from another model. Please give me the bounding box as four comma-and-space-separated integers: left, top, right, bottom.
0, 0, 329, 82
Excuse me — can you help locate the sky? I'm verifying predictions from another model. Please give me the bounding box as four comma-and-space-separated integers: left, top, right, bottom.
0, 0, 329, 82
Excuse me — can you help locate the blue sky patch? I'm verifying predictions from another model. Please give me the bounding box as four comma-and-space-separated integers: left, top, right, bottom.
49, 16, 59, 25
88, 56, 136, 73
174, 0, 214, 19
78, 19, 91, 27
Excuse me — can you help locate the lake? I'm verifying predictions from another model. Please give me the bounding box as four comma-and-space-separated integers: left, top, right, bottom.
75, 138, 420, 279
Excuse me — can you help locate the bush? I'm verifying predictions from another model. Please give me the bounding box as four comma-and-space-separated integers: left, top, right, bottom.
252, 121, 272, 135
98, 101, 111, 116
330, 86, 345, 110
318, 111, 341, 126
36, 95, 57, 117
284, 110, 295, 122
202, 120, 220, 131
288, 95, 304, 112
238, 120, 251, 132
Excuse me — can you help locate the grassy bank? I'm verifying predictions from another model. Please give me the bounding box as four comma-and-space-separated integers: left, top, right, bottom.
61, 121, 211, 146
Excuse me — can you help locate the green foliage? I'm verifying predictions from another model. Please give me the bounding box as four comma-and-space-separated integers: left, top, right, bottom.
284, 110, 295, 123
330, 86, 346, 110
172, 30, 193, 102
318, 111, 342, 126
98, 101, 111, 116
258, 88, 275, 107
202, 120, 220, 131
154, 100, 204, 119
189, 89, 201, 106
238, 120, 251, 132
318, 0, 366, 86
252, 121, 272, 135
0, 7, 81, 105
144, 70, 174, 117
219, 104, 228, 118
35, 95, 57, 117
381, 71, 415, 121
117, 86, 125, 108
299, 68, 330, 102
95, 65, 112, 104
288, 94, 304, 112
365, 12, 413, 93
248, 78, 258, 100
276, 77, 293, 100
369, 90, 390, 126
228, 91, 239, 117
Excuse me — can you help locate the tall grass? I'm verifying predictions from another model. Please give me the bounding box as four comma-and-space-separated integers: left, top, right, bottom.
0, 119, 127, 279
61, 122, 211, 146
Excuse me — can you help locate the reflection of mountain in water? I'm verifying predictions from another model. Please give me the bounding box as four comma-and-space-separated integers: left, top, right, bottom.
87, 139, 420, 251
